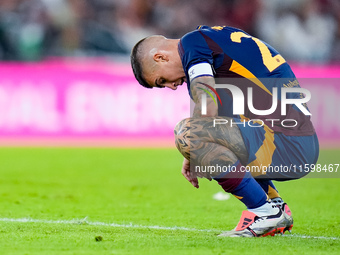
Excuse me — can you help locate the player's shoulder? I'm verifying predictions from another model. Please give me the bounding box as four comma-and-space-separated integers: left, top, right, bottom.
180, 26, 204, 44
181, 25, 249, 43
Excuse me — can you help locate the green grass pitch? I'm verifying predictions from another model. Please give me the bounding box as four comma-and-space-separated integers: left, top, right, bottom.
0, 147, 339, 254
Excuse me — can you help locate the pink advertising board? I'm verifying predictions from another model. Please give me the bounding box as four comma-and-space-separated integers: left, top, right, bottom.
0, 59, 190, 146
0, 59, 339, 147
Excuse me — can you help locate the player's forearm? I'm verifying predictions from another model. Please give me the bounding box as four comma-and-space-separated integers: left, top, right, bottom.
191, 76, 218, 117
193, 99, 217, 117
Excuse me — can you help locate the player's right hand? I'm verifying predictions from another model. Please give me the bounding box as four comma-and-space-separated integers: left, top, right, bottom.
181, 158, 199, 189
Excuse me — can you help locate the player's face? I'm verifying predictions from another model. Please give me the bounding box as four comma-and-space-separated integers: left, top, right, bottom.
144, 54, 186, 90
151, 65, 186, 90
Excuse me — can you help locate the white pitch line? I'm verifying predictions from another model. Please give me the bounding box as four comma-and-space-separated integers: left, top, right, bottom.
0, 217, 213, 232
283, 234, 339, 240
0, 217, 339, 241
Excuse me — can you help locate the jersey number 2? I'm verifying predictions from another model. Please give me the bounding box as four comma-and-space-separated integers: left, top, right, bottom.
231, 32, 286, 72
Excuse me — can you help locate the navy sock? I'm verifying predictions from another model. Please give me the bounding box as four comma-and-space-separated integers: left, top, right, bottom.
214, 161, 268, 209
255, 179, 280, 199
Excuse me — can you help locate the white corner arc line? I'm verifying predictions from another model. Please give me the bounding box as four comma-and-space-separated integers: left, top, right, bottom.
0, 217, 338, 240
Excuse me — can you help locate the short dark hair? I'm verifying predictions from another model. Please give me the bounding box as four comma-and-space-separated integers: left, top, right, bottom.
130, 38, 153, 89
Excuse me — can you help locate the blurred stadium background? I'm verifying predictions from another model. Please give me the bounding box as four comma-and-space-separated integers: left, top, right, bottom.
0, 0, 339, 147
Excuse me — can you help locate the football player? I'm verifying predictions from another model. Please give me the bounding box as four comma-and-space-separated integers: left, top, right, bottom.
130, 26, 319, 237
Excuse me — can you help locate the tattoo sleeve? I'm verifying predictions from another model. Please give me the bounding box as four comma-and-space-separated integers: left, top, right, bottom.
190, 76, 218, 118
174, 116, 249, 167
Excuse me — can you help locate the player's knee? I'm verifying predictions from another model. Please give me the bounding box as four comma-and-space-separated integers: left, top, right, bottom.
174, 118, 191, 159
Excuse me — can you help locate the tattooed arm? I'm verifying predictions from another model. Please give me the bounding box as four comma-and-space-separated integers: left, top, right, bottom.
190, 76, 218, 117
178, 76, 218, 187
175, 116, 249, 188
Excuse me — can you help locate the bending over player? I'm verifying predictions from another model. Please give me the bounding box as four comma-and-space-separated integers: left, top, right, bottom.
130, 25, 319, 237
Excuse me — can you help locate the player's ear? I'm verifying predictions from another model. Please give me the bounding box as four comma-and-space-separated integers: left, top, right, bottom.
153, 51, 169, 62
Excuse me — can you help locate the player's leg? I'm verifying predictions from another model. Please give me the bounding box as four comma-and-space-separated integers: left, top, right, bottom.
253, 133, 319, 233
174, 117, 286, 237
242, 127, 319, 234
234, 120, 297, 233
